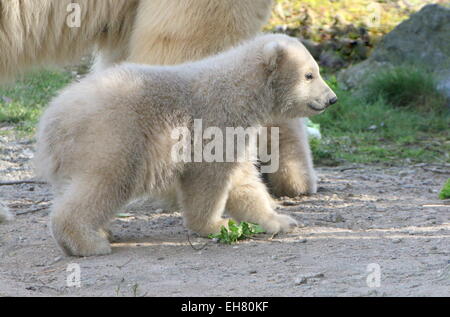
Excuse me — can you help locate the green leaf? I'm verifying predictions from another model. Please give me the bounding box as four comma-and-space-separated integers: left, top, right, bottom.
208, 220, 266, 244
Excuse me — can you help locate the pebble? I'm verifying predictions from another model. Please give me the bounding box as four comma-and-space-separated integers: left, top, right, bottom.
295, 272, 325, 286
295, 277, 308, 285
327, 213, 344, 223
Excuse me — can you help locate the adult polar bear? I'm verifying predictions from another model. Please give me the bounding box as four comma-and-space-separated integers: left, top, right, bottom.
0, 0, 274, 78
0, 0, 316, 223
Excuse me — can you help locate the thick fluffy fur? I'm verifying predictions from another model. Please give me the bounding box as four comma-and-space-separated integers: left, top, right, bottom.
0, 0, 318, 199
0, 0, 273, 78
36, 34, 337, 256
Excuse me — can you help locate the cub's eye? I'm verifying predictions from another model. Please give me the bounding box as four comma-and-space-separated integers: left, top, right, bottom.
305, 73, 314, 80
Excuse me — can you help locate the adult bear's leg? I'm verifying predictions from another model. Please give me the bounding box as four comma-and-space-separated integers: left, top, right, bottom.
265, 118, 317, 198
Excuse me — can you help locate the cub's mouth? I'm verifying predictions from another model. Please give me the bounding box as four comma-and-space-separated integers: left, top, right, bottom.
307, 102, 326, 112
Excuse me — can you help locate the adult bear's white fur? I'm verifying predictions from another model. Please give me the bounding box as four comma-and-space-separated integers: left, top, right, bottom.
0, 0, 273, 79
36, 34, 337, 256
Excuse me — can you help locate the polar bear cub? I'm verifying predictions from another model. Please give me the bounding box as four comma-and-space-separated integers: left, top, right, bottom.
36, 34, 337, 256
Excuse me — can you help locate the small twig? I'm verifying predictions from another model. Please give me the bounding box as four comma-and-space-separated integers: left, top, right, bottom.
117, 258, 133, 270
0, 180, 46, 186
340, 166, 361, 172
28, 285, 61, 293
281, 200, 302, 206
421, 167, 450, 174
38, 266, 66, 275
10, 199, 49, 209
16, 206, 49, 215
248, 236, 271, 241
187, 234, 209, 251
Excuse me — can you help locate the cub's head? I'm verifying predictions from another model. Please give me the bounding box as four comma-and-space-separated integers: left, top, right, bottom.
261, 35, 337, 118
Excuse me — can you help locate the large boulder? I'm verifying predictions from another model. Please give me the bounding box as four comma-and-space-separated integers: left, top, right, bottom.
339, 4, 450, 99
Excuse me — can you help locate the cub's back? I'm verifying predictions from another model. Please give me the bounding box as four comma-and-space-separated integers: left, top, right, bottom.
36, 64, 191, 186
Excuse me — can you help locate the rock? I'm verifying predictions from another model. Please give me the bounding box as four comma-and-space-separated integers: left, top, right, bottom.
295, 272, 325, 286
328, 213, 345, 223
319, 50, 345, 69
338, 4, 450, 101
300, 38, 322, 59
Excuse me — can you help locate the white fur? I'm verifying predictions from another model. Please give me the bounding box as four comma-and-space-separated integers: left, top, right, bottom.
36, 34, 337, 256
0, 0, 273, 79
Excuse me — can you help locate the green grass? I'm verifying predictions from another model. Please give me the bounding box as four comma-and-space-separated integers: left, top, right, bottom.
363, 66, 448, 112
208, 220, 266, 244
0, 70, 73, 133
439, 179, 450, 200
311, 74, 450, 165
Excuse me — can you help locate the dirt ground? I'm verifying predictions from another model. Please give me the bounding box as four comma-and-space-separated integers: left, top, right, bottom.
0, 133, 449, 297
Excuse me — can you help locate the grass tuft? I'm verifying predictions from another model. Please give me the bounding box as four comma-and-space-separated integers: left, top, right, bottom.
439, 179, 450, 200
363, 66, 448, 112
0, 70, 73, 133
310, 75, 450, 165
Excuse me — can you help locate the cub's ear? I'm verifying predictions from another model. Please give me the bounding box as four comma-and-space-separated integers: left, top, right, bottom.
262, 41, 286, 73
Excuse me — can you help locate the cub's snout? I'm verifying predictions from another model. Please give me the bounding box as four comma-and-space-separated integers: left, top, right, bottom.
328, 95, 338, 107
307, 86, 338, 113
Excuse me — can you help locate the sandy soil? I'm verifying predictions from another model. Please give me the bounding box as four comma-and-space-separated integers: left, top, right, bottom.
0, 133, 449, 297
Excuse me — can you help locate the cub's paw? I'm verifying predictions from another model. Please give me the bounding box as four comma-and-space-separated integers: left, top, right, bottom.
101, 228, 115, 242
268, 170, 318, 198
53, 228, 112, 257
261, 214, 298, 234
275, 177, 317, 197
187, 218, 231, 237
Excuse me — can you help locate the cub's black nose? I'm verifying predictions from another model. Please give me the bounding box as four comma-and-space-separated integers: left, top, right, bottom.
328, 96, 338, 106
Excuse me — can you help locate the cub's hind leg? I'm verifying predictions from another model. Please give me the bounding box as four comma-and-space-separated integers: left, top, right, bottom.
51, 178, 133, 257
177, 164, 235, 236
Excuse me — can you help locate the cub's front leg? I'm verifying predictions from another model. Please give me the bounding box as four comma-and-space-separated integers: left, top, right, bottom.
226, 162, 298, 233
177, 163, 235, 236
